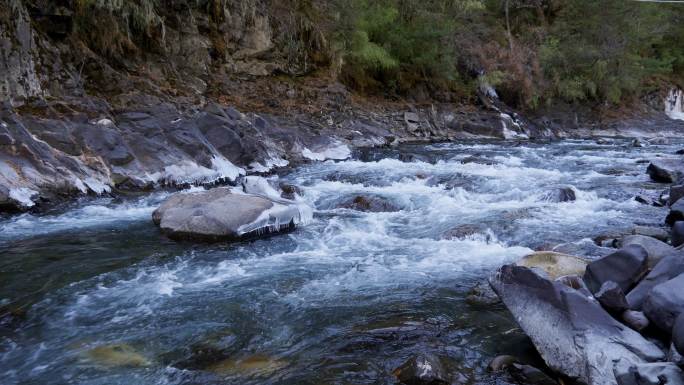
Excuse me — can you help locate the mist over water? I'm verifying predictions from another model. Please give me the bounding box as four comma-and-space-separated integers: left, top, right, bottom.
0, 139, 675, 384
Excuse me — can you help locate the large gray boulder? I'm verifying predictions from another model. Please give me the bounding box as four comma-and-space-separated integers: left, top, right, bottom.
642, 273, 684, 332
583, 245, 649, 294
627, 253, 684, 310
490, 265, 665, 385
152, 187, 312, 241
618, 235, 675, 268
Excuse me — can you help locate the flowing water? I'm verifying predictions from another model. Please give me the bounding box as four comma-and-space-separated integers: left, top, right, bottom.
0, 139, 677, 384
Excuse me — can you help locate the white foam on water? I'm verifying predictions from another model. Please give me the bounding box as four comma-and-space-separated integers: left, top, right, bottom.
0, 193, 168, 241
241, 176, 282, 200
302, 142, 351, 161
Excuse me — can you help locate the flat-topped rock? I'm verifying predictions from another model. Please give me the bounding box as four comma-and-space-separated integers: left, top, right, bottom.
152, 187, 312, 241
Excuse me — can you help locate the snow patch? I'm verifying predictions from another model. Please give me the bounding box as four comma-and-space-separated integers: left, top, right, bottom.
72, 178, 88, 194
302, 143, 351, 161
665, 88, 684, 121
242, 176, 282, 200
84, 177, 111, 194
9, 187, 38, 207
155, 156, 245, 185
248, 156, 289, 173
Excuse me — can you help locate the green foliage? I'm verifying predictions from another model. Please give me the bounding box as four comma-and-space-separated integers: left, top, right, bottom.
334, 0, 479, 95
538, 0, 674, 104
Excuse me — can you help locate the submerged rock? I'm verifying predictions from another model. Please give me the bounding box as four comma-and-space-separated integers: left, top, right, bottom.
465, 280, 500, 306
508, 363, 558, 385
442, 224, 490, 241
627, 253, 684, 310
539, 187, 576, 203
337, 195, 400, 212
490, 265, 665, 385
85, 343, 151, 368
206, 354, 288, 377
515, 251, 588, 279
392, 353, 449, 385
642, 273, 684, 332
152, 187, 312, 241
583, 245, 648, 294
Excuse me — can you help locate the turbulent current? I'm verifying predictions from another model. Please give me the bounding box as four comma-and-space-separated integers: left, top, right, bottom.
0, 139, 675, 384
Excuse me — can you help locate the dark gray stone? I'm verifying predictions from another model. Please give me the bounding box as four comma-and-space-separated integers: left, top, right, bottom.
539, 187, 576, 203
627, 253, 684, 310
465, 280, 500, 306
675, 314, 684, 357
583, 245, 649, 294
622, 310, 650, 332
642, 273, 684, 332
595, 281, 629, 313
647, 160, 684, 183
673, 222, 684, 248
487, 355, 519, 372
490, 265, 664, 385
671, 185, 684, 206
337, 195, 399, 212
392, 353, 448, 385
668, 199, 684, 226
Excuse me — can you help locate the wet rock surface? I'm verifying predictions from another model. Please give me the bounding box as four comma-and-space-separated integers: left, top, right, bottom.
583, 245, 649, 294
490, 264, 665, 385
152, 187, 311, 241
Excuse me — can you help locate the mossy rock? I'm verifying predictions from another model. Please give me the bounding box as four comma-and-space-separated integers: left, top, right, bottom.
207, 354, 287, 377
516, 251, 588, 279
85, 343, 151, 368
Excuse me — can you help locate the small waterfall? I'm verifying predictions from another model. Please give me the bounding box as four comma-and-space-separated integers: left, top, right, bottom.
665, 88, 684, 121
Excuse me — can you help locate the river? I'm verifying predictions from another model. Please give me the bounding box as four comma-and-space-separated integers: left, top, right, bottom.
0, 139, 674, 384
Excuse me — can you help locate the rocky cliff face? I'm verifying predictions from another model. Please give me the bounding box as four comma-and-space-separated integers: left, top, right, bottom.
0, 0, 682, 213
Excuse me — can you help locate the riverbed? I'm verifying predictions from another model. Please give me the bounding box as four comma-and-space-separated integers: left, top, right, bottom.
0, 139, 675, 384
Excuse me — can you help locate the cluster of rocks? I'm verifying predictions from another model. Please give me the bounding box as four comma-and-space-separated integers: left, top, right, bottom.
478, 157, 684, 385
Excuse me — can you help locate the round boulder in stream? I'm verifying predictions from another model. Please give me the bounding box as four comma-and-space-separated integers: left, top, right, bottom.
152, 187, 312, 241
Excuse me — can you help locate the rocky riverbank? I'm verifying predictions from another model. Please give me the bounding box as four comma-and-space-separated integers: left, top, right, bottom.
483, 156, 684, 385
